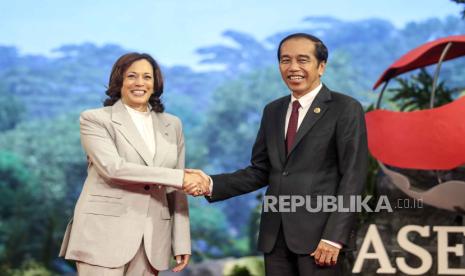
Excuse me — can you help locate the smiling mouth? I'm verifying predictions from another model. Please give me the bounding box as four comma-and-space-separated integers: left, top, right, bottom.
288, 75, 304, 81
131, 90, 146, 96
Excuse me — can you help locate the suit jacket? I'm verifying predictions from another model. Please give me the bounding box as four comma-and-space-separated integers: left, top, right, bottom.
208, 85, 368, 254
59, 100, 190, 270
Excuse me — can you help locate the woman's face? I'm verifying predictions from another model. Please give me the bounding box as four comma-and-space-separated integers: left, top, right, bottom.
121, 59, 154, 111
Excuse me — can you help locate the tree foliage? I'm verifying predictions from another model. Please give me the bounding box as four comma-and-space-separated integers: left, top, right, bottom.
388, 68, 458, 111
0, 85, 24, 131
0, 151, 42, 268
0, 114, 85, 271
451, 0, 465, 18
189, 198, 249, 260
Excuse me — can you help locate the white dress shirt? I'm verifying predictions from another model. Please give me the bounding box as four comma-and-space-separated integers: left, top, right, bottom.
284, 83, 322, 136
124, 104, 156, 157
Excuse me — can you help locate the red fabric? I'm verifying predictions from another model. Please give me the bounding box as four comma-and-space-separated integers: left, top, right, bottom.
373, 35, 465, 89
286, 100, 301, 154
365, 96, 465, 170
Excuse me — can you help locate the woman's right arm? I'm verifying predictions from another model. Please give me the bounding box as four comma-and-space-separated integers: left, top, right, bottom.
80, 110, 184, 188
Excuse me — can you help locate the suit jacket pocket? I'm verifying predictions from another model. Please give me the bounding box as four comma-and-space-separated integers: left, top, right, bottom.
307, 126, 333, 137
308, 179, 338, 196
88, 179, 124, 199
82, 200, 125, 217
88, 190, 123, 199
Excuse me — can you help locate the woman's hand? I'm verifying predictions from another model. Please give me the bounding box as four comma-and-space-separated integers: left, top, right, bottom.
172, 254, 190, 272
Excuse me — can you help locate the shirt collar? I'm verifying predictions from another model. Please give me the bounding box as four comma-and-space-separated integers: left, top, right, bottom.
123, 103, 151, 117
290, 83, 322, 109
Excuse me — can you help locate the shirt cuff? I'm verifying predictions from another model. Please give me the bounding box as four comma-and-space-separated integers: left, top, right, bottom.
321, 239, 342, 249
207, 176, 213, 196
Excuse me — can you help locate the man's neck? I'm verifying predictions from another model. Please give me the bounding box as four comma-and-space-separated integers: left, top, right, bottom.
292, 82, 322, 99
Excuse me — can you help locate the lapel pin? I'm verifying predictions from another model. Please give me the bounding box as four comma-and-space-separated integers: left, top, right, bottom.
314, 107, 321, 114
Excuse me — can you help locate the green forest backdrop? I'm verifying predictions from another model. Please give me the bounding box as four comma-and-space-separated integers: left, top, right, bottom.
1, 14, 465, 274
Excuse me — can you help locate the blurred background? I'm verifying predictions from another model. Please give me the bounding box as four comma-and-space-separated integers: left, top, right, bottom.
1, 0, 464, 275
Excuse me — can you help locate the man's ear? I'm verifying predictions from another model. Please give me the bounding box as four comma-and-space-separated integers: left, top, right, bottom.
318, 61, 326, 77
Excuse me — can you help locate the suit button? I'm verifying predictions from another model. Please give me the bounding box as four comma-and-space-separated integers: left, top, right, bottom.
144, 185, 150, 191
282, 171, 289, 176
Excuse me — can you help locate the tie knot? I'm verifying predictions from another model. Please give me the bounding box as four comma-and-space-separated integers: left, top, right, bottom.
292, 100, 301, 111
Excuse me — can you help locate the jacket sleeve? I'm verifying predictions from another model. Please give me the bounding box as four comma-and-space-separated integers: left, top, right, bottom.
321, 100, 368, 246
80, 110, 184, 188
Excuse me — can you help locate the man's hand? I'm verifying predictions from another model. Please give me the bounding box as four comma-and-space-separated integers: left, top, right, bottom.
310, 240, 341, 266
182, 169, 210, 196
172, 254, 190, 272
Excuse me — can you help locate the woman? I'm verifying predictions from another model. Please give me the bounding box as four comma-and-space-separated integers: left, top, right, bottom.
59, 53, 192, 276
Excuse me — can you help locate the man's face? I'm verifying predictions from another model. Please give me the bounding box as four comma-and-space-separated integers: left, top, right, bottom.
279, 38, 326, 98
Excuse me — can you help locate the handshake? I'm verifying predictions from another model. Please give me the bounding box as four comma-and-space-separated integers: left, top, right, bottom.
182, 169, 211, 196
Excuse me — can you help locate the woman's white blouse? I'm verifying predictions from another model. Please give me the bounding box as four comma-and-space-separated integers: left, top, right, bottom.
124, 104, 156, 157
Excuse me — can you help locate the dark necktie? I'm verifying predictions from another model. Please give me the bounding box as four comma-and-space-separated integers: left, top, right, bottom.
286, 100, 301, 154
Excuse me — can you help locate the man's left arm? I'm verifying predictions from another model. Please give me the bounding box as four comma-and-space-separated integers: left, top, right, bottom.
322, 99, 368, 245
312, 100, 368, 266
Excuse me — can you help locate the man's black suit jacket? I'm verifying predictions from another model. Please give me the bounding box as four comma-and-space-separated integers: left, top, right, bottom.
208, 85, 368, 254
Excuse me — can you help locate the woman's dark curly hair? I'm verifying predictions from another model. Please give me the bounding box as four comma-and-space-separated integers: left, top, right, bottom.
103, 52, 164, 112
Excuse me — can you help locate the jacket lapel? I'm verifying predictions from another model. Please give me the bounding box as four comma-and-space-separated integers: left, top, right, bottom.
111, 100, 154, 166
151, 112, 170, 167
287, 85, 332, 157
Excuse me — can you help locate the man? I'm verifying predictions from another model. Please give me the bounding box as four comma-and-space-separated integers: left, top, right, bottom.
186, 33, 368, 275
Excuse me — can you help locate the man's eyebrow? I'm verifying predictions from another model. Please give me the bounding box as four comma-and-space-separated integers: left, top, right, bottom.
280, 54, 311, 59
